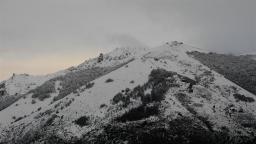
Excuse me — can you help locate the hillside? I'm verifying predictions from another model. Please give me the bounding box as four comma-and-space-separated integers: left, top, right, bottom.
0, 71, 67, 111
0, 42, 256, 144
187, 52, 256, 96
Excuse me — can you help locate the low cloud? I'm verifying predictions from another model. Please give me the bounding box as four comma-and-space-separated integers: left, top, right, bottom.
109, 34, 148, 48
0, 0, 255, 80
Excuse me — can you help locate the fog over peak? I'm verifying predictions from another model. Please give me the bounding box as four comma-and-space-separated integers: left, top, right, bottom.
0, 0, 255, 80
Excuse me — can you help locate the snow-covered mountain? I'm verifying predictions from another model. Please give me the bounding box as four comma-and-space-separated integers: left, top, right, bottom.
0, 41, 256, 144
0, 69, 70, 111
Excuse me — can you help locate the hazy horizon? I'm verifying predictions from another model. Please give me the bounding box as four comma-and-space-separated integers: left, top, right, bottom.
1, 0, 255, 80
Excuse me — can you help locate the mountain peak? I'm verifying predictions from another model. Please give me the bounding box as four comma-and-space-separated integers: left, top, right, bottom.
1, 42, 256, 143
165, 41, 184, 47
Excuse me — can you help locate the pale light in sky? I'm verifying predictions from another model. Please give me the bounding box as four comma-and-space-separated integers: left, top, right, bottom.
0, 0, 255, 80
0, 50, 100, 80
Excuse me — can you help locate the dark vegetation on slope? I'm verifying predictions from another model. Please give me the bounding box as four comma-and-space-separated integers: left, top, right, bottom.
0, 82, 6, 96
85, 82, 94, 89
0, 82, 22, 111
6, 69, 256, 144
112, 69, 184, 122
103, 69, 256, 144
74, 116, 90, 127
0, 96, 20, 111
112, 69, 196, 107
233, 93, 255, 102
105, 78, 114, 83
236, 113, 256, 129
2, 56, 132, 112
13, 116, 254, 144
175, 93, 214, 132
112, 69, 197, 123
233, 94, 255, 102
52, 67, 109, 101
187, 51, 256, 96
116, 104, 159, 122
31, 80, 55, 101
30, 60, 133, 102
80, 117, 255, 144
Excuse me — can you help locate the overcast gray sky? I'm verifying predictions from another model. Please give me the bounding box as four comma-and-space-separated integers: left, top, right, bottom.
0, 0, 255, 80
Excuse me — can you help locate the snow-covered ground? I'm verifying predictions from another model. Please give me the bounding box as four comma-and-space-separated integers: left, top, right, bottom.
1, 69, 68, 97
0, 41, 256, 143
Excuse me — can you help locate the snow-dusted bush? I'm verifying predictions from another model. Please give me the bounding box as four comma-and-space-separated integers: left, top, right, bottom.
34, 109, 53, 119
233, 93, 254, 102
105, 78, 114, 83
100, 103, 107, 108
74, 116, 90, 127
175, 93, 191, 105
14, 116, 23, 122
85, 82, 94, 89
193, 86, 212, 101
195, 70, 215, 88
112, 92, 127, 105
64, 99, 73, 108
37, 107, 42, 111
31, 99, 36, 104
44, 114, 58, 126
116, 104, 159, 122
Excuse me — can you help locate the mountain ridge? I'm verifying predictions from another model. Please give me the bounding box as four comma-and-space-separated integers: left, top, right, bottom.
1, 41, 256, 144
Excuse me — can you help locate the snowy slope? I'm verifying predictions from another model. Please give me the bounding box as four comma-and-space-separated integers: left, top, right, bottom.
76, 46, 147, 69
0, 70, 70, 113
0, 42, 256, 143
0, 46, 147, 112
0, 69, 68, 97
0, 45, 148, 127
